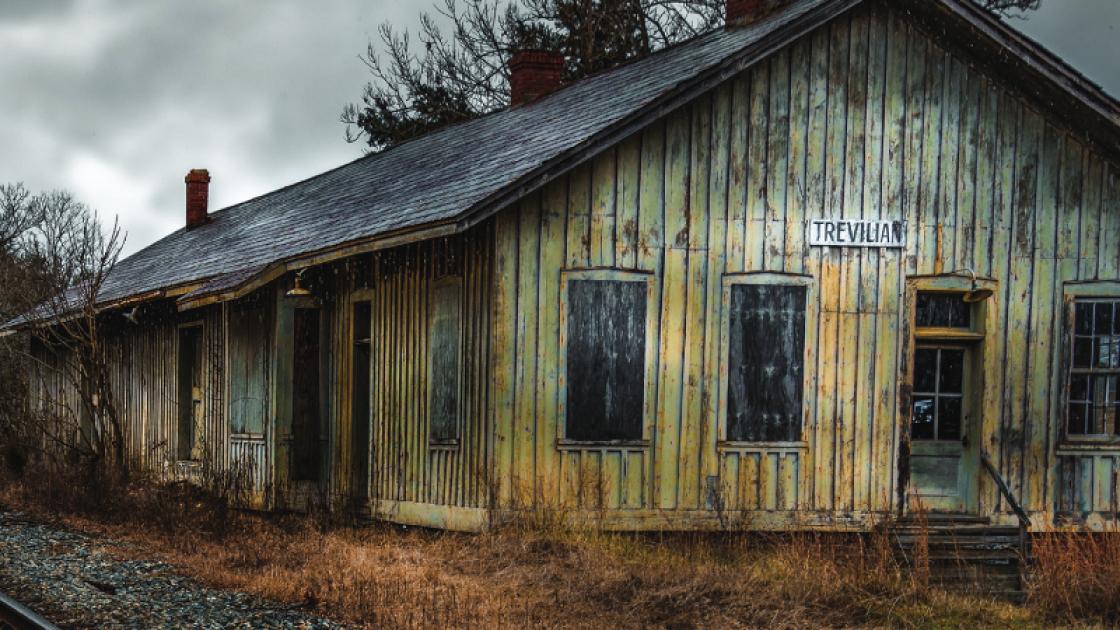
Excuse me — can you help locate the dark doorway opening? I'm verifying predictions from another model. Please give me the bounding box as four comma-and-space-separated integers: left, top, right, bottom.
292, 308, 322, 482
177, 324, 204, 461
351, 301, 372, 500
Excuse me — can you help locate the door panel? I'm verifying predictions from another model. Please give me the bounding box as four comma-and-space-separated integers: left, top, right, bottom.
909, 344, 978, 513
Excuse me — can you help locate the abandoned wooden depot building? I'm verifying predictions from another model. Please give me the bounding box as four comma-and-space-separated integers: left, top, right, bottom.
8, 0, 1120, 534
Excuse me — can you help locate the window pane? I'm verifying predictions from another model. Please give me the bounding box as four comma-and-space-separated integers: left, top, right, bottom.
1073, 336, 1094, 369
1099, 336, 1119, 369
1070, 374, 1090, 402
430, 280, 462, 441
913, 348, 938, 393
566, 279, 646, 441
1089, 376, 1118, 435
727, 284, 807, 442
916, 293, 970, 328
939, 349, 965, 394
1068, 403, 1088, 435
938, 397, 962, 441
1095, 303, 1113, 335
1075, 302, 1095, 335
912, 397, 935, 440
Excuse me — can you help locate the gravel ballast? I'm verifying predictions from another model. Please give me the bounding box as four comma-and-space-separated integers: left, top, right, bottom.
0, 511, 342, 629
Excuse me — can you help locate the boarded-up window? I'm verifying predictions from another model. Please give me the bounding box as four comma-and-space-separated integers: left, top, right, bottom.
726, 284, 806, 442
292, 308, 321, 481
229, 300, 269, 435
429, 279, 461, 442
565, 279, 646, 441
1068, 299, 1120, 437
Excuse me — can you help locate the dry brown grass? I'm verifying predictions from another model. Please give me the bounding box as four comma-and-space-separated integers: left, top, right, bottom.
1027, 528, 1120, 625
0, 468, 1054, 628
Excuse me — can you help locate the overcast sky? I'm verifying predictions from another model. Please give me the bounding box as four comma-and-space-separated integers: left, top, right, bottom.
2, 1, 1118, 257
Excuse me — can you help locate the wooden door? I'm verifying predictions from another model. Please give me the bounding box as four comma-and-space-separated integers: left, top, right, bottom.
177, 325, 204, 461
908, 343, 980, 513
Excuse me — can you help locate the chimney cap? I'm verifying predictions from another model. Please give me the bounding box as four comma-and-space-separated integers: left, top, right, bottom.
185, 168, 211, 184
726, 0, 786, 26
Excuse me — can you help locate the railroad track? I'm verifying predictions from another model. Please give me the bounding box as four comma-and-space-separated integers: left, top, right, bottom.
0, 592, 58, 630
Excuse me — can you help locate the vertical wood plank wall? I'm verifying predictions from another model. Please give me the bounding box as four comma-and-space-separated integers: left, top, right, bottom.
29, 303, 229, 474
491, 5, 1120, 524
318, 229, 494, 510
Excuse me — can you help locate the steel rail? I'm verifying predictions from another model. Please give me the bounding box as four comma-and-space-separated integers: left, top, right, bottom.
0, 591, 59, 630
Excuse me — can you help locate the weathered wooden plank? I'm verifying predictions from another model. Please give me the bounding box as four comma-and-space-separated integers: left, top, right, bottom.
870, 3, 901, 512
535, 182, 566, 506
902, 28, 927, 276
616, 135, 642, 270
803, 26, 830, 508
972, 78, 999, 277
591, 152, 617, 268
566, 164, 592, 269
727, 76, 749, 274
515, 198, 541, 500
1079, 158, 1102, 281
702, 84, 732, 487
786, 38, 811, 275
747, 65, 770, 271
491, 213, 519, 506
918, 44, 945, 275
936, 56, 963, 274
850, 10, 876, 512
624, 450, 644, 509
766, 49, 790, 272
1024, 121, 1060, 511
956, 69, 980, 272
679, 96, 711, 509
655, 109, 691, 509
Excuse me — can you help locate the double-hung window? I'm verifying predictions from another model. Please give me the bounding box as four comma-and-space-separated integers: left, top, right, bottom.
1067, 298, 1120, 438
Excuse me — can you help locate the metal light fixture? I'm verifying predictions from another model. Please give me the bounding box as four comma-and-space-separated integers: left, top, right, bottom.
286, 269, 313, 298
954, 267, 994, 303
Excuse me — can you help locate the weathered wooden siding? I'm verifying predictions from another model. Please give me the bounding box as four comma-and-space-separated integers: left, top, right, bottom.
492, 4, 1120, 526
28, 303, 228, 474
309, 228, 494, 515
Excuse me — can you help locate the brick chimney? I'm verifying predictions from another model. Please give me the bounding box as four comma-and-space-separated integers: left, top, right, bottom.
726, 0, 786, 25
185, 169, 210, 229
509, 50, 565, 107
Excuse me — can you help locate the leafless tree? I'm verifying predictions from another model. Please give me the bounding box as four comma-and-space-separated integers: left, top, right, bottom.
1, 186, 127, 478
342, 0, 723, 150
342, 0, 1041, 151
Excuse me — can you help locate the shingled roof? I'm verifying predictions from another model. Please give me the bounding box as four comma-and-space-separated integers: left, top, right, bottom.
7, 0, 1120, 327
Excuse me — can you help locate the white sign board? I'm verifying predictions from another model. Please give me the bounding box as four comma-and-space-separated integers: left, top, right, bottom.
809, 219, 905, 248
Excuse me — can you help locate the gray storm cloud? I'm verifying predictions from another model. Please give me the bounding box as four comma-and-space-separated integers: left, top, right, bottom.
1, 0, 1116, 256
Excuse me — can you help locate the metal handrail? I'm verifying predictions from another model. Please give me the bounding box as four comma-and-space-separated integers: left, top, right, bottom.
980, 450, 1031, 559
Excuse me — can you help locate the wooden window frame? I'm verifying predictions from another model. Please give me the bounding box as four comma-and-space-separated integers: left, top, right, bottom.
717, 272, 814, 449
557, 268, 656, 448
1061, 281, 1120, 446
176, 320, 205, 463
428, 275, 463, 449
